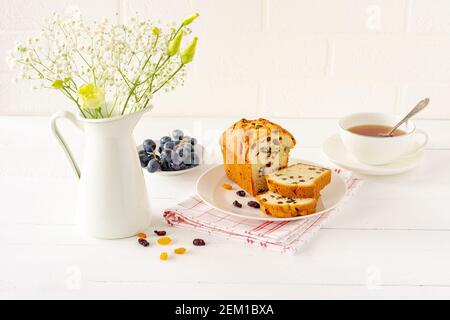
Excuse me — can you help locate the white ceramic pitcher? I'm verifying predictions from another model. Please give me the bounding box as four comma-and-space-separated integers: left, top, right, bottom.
50, 108, 151, 239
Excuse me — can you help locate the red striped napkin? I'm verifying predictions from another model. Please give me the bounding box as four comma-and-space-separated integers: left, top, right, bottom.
164, 168, 362, 254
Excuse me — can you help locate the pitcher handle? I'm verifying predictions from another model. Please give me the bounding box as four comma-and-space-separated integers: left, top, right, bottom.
50, 111, 83, 179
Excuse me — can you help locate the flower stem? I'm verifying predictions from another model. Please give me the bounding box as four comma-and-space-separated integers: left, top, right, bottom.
152, 64, 184, 95
61, 87, 87, 118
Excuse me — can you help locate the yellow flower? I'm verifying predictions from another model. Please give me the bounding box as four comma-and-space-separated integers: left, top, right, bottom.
181, 37, 198, 64
168, 31, 183, 56
51, 79, 64, 89
182, 13, 200, 26
77, 84, 105, 109
152, 27, 160, 36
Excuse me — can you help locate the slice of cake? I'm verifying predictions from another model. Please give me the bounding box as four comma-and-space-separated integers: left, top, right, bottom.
219, 118, 296, 196
256, 191, 317, 218
265, 163, 331, 199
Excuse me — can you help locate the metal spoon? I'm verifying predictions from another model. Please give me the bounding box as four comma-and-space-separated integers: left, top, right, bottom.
380, 98, 430, 137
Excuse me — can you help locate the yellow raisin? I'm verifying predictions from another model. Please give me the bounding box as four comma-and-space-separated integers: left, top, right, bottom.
174, 248, 187, 255
137, 232, 147, 239
222, 183, 233, 190
157, 237, 172, 245
160, 252, 169, 261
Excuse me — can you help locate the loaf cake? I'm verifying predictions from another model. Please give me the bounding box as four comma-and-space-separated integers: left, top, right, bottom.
220, 119, 296, 196
256, 191, 317, 218
265, 163, 331, 199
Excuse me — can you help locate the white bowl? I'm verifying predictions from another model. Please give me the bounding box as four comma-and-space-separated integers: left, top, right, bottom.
137, 139, 204, 176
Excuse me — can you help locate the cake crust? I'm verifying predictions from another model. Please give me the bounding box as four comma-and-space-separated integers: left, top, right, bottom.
220, 118, 296, 196
256, 192, 317, 218
265, 163, 331, 199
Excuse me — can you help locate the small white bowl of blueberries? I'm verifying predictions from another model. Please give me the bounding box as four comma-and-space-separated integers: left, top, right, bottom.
138, 129, 203, 176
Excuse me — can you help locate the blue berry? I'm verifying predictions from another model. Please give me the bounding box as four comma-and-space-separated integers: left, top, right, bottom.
171, 152, 183, 165
139, 155, 150, 168
138, 149, 147, 156
160, 149, 173, 161
143, 139, 156, 153
175, 147, 184, 158
163, 141, 175, 150
146, 159, 161, 173
160, 159, 171, 171
160, 136, 171, 146
191, 153, 200, 165
172, 129, 184, 141
169, 161, 181, 171
179, 163, 188, 170
177, 145, 191, 160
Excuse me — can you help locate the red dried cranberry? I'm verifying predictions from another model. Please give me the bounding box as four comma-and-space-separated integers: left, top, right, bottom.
138, 238, 149, 247
248, 201, 260, 209
193, 239, 206, 246
236, 190, 246, 197
233, 200, 243, 208
154, 230, 167, 236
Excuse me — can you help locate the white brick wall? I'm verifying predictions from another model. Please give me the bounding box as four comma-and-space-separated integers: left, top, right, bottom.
1, 0, 449, 119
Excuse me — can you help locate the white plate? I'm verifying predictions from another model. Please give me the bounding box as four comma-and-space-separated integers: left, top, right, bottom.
322, 134, 424, 176
137, 141, 203, 176
196, 159, 348, 221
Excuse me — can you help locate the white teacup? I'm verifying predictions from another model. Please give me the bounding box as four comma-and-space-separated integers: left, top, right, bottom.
339, 113, 428, 165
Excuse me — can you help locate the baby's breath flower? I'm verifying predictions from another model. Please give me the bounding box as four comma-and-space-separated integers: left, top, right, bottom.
7, 12, 200, 118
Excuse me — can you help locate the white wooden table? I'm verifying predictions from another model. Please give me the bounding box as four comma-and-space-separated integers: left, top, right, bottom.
1, 115, 450, 300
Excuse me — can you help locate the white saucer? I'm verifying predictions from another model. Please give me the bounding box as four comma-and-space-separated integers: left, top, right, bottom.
322, 134, 424, 176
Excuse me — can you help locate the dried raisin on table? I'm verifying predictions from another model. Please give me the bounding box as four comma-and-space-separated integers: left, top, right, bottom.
157, 237, 172, 245
137, 232, 147, 239
154, 230, 167, 236
247, 201, 260, 209
174, 248, 187, 255
233, 200, 243, 208
193, 239, 206, 246
138, 238, 149, 247
236, 190, 246, 197
160, 252, 169, 261
222, 183, 233, 190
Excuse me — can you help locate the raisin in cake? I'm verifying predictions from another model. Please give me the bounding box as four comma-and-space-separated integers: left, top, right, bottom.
220, 119, 296, 196
256, 191, 317, 218
265, 163, 331, 199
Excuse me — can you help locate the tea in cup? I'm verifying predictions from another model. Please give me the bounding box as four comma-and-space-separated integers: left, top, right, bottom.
339, 113, 428, 165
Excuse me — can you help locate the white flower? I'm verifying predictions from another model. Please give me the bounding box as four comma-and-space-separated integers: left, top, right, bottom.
6, 12, 199, 118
